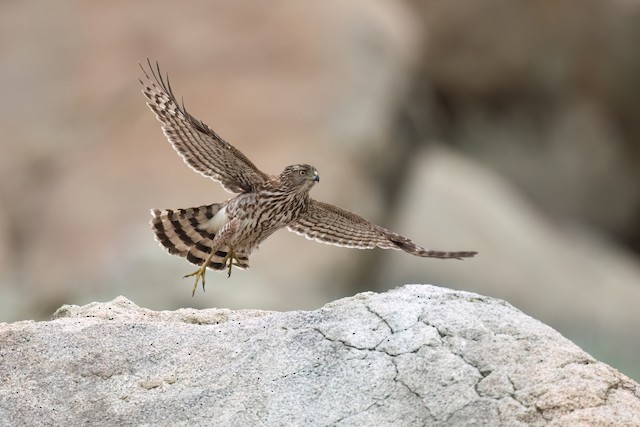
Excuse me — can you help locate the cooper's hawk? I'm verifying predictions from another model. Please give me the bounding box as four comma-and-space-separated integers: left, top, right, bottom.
140, 60, 477, 296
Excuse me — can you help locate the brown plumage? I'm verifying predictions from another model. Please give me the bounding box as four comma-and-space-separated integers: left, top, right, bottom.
141, 59, 477, 295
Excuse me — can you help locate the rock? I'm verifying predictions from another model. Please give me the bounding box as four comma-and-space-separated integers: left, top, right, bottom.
1, 285, 638, 426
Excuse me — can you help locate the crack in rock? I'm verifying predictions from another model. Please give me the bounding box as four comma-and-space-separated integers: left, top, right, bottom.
364, 304, 395, 334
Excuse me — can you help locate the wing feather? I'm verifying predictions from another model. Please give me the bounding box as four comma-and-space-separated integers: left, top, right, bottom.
288, 200, 477, 259
140, 59, 269, 193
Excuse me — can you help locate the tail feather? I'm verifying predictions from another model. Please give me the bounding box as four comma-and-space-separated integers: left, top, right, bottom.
150, 204, 250, 270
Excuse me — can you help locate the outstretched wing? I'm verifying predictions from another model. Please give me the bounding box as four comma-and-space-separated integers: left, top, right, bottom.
288, 200, 477, 259
140, 59, 270, 193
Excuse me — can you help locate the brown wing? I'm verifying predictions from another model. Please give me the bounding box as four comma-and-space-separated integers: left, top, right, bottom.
140, 59, 270, 193
288, 200, 477, 259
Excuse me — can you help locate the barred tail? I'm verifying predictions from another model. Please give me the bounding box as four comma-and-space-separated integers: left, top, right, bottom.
150, 204, 250, 270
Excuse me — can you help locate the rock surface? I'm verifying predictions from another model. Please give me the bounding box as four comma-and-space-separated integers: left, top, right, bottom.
1, 285, 638, 426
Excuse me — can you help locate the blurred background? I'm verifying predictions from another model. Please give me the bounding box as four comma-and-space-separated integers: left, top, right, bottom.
1, 0, 639, 381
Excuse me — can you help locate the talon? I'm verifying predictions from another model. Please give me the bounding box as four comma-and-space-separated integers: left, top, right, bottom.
224, 248, 240, 278
183, 246, 240, 295
183, 264, 207, 297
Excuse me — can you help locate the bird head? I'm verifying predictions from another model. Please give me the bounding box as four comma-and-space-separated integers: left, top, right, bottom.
281, 164, 320, 191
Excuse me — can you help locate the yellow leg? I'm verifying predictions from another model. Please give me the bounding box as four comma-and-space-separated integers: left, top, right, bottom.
183, 250, 217, 296
183, 247, 241, 296
224, 248, 242, 278
226, 251, 233, 278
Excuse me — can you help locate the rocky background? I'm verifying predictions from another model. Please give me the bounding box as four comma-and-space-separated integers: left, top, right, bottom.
1, 0, 639, 382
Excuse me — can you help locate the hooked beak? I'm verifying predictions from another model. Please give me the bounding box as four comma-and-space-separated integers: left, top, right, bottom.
312, 171, 320, 183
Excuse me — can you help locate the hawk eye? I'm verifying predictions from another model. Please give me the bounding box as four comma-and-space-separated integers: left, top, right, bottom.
299, 170, 306, 176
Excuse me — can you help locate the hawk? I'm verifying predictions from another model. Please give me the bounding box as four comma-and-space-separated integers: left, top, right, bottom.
140, 60, 477, 296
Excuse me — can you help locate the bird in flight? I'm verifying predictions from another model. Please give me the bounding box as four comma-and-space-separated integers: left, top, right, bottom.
140, 59, 477, 296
